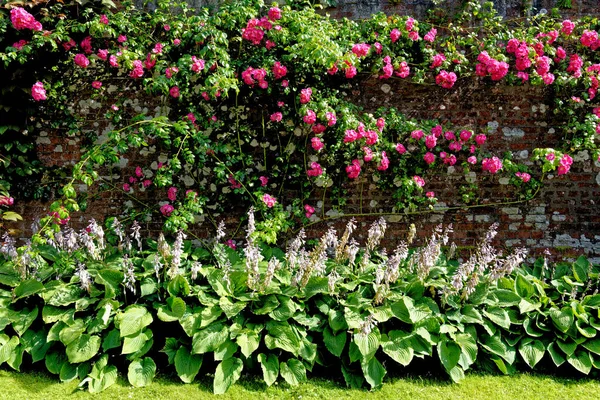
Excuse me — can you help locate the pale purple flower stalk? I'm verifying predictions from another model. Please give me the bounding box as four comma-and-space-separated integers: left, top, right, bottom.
130, 221, 142, 251
263, 257, 280, 290
191, 261, 201, 280
168, 230, 186, 279
244, 208, 263, 290
79, 230, 99, 260
358, 313, 377, 336
158, 233, 171, 259
1, 233, 18, 260
346, 239, 360, 269
75, 263, 92, 292
112, 218, 124, 243
335, 218, 356, 263
328, 270, 339, 293
286, 229, 306, 270
123, 255, 136, 295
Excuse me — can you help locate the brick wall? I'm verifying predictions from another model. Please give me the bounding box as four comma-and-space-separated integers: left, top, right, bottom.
6, 1, 600, 261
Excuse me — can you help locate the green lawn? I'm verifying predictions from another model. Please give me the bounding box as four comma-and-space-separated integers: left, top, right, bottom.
1, 370, 599, 400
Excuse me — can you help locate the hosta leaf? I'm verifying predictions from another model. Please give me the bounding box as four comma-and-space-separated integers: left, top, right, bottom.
391, 297, 430, 324
13, 279, 44, 300
59, 362, 78, 382
214, 339, 238, 361
268, 296, 297, 321
213, 357, 243, 394
302, 276, 329, 299
582, 338, 600, 355
122, 330, 152, 355
280, 359, 306, 386
518, 338, 545, 369
127, 357, 156, 387
253, 295, 280, 315
438, 339, 461, 372
12, 307, 38, 337
567, 351, 592, 375
483, 307, 511, 330
523, 317, 543, 337
361, 357, 386, 389
549, 307, 574, 333
59, 320, 85, 346
328, 309, 348, 332
174, 347, 202, 384
237, 331, 260, 358
257, 353, 279, 386
557, 340, 577, 356
455, 332, 478, 369
0, 336, 19, 365
219, 297, 247, 319
582, 294, 600, 308
167, 275, 190, 297
66, 335, 101, 364
341, 363, 364, 389
156, 297, 186, 322
481, 334, 514, 364
102, 329, 121, 352
515, 274, 536, 298
576, 320, 597, 338
448, 365, 465, 383
353, 328, 380, 362
494, 289, 522, 306
87, 361, 118, 394
200, 304, 222, 328
140, 277, 157, 298
381, 335, 413, 366
117, 306, 152, 337
573, 256, 590, 283
299, 337, 317, 363
265, 321, 300, 356
180, 312, 200, 337
547, 342, 566, 367
162, 338, 179, 365
323, 327, 346, 358
192, 323, 229, 354
45, 351, 66, 375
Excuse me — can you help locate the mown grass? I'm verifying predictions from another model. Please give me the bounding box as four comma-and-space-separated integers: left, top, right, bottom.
1, 369, 600, 400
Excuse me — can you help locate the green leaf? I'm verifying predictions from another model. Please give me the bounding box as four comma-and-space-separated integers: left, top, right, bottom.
213, 357, 243, 394
13, 279, 44, 300
323, 327, 346, 358
192, 323, 229, 354
381, 334, 413, 366
557, 340, 577, 356
253, 295, 280, 315
45, 351, 66, 375
582, 294, 600, 308
174, 347, 202, 384
200, 304, 222, 328
219, 297, 247, 319
265, 321, 301, 356
156, 297, 187, 322
328, 309, 348, 332
59, 362, 78, 382
483, 307, 511, 330
12, 307, 38, 337
167, 275, 191, 297
42, 306, 74, 324
87, 356, 118, 393
280, 359, 306, 386
122, 330, 152, 355
480, 334, 514, 364
515, 274, 535, 298
455, 332, 478, 369
341, 363, 364, 389
127, 357, 156, 387
59, 320, 85, 346
269, 296, 298, 321
494, 289, 523, 306
567, 351, 592, 374
140, 277, 157, 297
214, 339, 238, 361
576, 320, 597, 338
162, 338, 179, 365
102, 329, 121, 352
237, 331, 260, 358
448, 365, 465, 383
361, 356, 386, 389
573, 256, 590, 283
96, 269, 124, 298
353, 328, 380, 362
518, 338, 545, 369
547, 342, 566, 367
549, 307, 574, 333
302, 276, 329, 299
0, 336, 19, 365
582, 338, 600, 355
257, 353, 279, 386
391, 297, 430, 324
438, 339, 461, 372
66, 335, 101, 364
117, 305, 153, 337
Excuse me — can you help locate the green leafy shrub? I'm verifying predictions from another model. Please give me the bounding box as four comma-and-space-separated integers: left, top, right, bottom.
1, 215, 600, 393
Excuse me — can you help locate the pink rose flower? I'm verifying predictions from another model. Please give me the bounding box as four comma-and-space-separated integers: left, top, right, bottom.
413, 175, 425, 187
482, 156, 503, 174
74, 54, 90, 68
259, 176, 268, 186
311, 137, 324, 152
435, 70, 457, 89
272, 61, 287, 79
304, 204, 315, 218
31, 82, 46, 101
270, 112, 283, 122
346, 159, 361, 179
10, 8, 42, 31
100, 14, 109, 25
167, 187, 177, 201
262, 194, 277, 208
303, 110, 316, 125
170, 86, 180, 98
326, 112, 337, 126
390, 28, 401, 43
160, 204, 174, 216
268, 7, 282, 21
117, 35, 127, 43
300, 88, 312, 104
423, 152, 436, 165
377, 151, 389, 171
307, 162, 323, 177
92, 81, 102, 89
